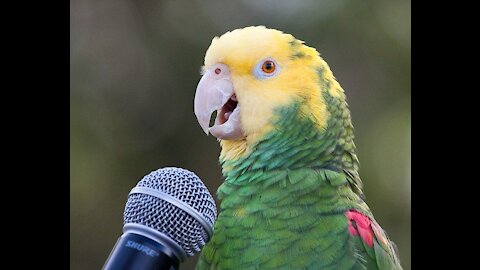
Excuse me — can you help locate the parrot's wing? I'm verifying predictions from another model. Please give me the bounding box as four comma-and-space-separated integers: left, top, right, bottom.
346, 210, 403, 270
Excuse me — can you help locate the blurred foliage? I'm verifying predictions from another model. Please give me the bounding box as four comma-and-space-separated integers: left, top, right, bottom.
70, 0, 410, 269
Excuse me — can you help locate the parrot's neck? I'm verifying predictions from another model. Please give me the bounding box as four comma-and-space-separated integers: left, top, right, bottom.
219, 90, 363, 193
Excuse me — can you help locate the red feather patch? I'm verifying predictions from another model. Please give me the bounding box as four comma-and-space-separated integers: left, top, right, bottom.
345, 210, 374, 247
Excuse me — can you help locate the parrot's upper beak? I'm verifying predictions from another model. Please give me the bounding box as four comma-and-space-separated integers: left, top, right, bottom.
194, 63, 244, 140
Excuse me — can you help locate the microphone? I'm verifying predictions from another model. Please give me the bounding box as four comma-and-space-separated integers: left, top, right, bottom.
103, 167, 217, 270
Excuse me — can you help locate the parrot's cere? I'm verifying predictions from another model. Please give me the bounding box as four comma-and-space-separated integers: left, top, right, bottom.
194, 26, 403, 270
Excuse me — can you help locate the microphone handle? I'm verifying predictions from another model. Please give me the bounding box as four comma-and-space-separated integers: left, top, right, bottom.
103, 232, 180, 270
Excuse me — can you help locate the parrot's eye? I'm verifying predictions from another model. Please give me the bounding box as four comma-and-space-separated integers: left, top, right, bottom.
253, 58, 279, 80
261, 60, 275, 73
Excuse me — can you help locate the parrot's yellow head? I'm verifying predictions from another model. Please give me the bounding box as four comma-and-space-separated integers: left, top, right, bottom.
194, 26, 344, 160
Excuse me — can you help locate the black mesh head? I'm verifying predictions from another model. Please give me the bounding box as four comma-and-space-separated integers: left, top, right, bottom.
123, 167, 217, 257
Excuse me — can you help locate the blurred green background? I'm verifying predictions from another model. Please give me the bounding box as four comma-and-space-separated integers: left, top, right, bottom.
70, 0, 410, 269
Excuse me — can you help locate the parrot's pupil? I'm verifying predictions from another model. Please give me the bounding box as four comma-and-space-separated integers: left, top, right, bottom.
263, 61, 274, 72
261, 60, 275, 74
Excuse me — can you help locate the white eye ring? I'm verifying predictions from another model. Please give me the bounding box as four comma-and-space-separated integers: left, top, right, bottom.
253, 58, 279, 80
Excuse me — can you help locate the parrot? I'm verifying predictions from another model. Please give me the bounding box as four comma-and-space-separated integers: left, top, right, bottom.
193, 26, 403, 270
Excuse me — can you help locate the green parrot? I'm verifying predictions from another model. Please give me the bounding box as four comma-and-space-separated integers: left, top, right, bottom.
193, 26, 403, 270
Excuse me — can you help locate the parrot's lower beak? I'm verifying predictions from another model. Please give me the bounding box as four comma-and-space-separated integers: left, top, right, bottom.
194, 64, 244, 140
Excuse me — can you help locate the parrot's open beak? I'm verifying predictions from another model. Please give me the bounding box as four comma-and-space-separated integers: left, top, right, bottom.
194, 63, 244, 140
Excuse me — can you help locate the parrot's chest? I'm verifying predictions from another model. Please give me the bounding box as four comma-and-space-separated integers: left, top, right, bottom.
208, 195, 356, 268
205, 168, 368, 269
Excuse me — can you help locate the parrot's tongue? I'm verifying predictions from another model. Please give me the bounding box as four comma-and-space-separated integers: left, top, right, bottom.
217, 95, 237, 124
208, 94, 243, 140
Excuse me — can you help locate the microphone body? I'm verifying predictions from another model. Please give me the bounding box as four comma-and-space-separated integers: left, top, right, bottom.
102, 167, 217, 270
104, 233, 179, 270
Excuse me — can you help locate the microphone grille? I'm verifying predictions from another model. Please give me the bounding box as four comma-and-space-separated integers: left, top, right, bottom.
123, 167, 217, 257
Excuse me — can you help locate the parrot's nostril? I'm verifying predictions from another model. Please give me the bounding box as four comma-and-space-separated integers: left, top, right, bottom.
215, 68, 221, 75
